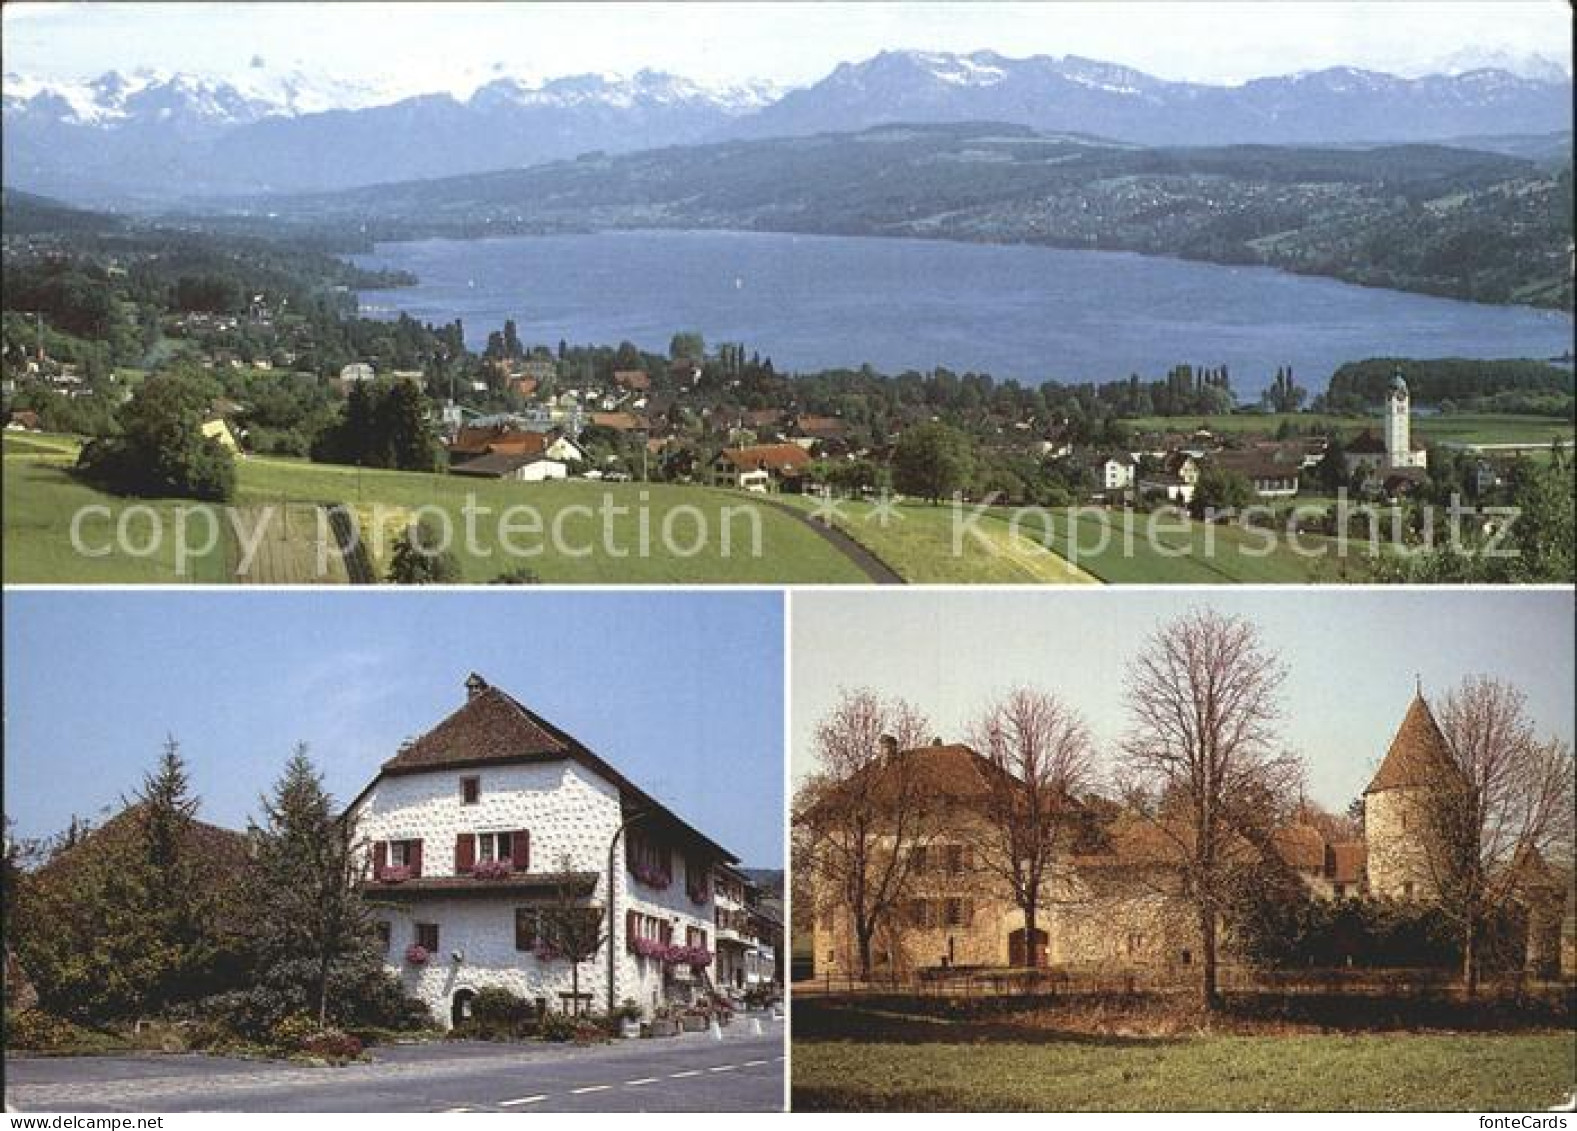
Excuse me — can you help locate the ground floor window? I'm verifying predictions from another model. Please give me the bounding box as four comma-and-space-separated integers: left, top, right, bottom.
416, 922, 440, 953
375, 921, 392, 953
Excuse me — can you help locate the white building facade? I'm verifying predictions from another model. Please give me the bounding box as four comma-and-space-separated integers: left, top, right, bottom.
346, 673, 737, 1028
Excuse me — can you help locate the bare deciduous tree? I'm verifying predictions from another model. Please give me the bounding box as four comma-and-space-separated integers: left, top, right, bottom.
1118, 609, 1299, 1010
968, 688, 1096, 969
794, 688, 933, 980
1427, 676, 1575, 995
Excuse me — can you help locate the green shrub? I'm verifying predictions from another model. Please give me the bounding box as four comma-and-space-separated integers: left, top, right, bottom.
469, 987, 535, 1040
5, 1009, 78, 1051
270, 1012, 319, 1050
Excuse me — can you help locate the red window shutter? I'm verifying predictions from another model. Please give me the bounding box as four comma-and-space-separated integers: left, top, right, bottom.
626, 908, 637, 950
455, 833, 475, 874
373, 840, 388, 878
408, 839, 423, 878
512, 829, 530, 872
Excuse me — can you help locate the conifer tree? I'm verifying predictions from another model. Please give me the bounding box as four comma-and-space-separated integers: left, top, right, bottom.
246, 745, 379, 1028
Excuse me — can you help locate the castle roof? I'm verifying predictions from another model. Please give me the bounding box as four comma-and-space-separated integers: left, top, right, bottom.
1364, 693, 1460, 795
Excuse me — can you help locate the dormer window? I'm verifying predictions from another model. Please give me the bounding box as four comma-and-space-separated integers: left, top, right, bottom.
461, 776, 481, 805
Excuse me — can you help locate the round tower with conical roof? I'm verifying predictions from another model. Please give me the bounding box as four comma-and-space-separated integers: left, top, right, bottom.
1363, 690, 1461, 900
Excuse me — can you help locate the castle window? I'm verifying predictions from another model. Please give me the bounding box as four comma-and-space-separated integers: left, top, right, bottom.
907, 846, 927, 874
1403, 881, 1415, 899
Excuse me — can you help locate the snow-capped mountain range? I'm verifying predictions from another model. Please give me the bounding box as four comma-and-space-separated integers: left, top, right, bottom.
3, 50, 1569, 202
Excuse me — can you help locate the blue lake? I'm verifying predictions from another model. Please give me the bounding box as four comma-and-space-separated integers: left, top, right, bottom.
351, 230, 1574, 397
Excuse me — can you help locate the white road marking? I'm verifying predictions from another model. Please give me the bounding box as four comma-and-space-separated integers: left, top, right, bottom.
708, 1064, 738, 1073
670, 1070, 702, 1078
571, 1084, 612, 1095
499, 1095, 547, 1106
744, 1059, 769, 1067
626, 1077, 660, 1086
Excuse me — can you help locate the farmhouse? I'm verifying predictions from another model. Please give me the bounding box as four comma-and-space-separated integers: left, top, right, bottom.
448, 425, 586, 467
448, 452, 568, 482
346, 673, 754, 1027
810, 692, 1569, 982
1206, 450, 1300, 498
712, 443, 812, 492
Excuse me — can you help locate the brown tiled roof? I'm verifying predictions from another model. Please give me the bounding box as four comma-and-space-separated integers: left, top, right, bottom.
613, 370, 651, 390
366, 675, 738, 864
1347, 430, 1387, 454
37, 804, 251, 887
1365, 694, 1460, 794
449, 451, 559, 478
1208, 450, 1301, 481
590, 412, 641, 432
1272, 824, 1327, 871
718, 444, 812, 472
487, 431, 550, 457
382, 681, 570, 773
793, 415, 847, 439
449, 426, 550, 458
1328, 841, 1367, 884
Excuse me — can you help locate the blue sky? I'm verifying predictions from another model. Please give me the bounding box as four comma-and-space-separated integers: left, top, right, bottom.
3, 2, 1568, 90
791, 589, 1576, 813
4, 590, 785, 866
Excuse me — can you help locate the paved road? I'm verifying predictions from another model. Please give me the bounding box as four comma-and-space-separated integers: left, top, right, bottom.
755, 497, 905, 584
4, 1019, 785, 1112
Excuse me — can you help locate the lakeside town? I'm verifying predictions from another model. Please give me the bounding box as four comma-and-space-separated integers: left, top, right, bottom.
4, 193, 1572, 584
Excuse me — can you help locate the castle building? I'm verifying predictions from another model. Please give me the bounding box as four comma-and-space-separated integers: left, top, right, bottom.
1362, 691, 1461, 899
808, 692, 1568, 981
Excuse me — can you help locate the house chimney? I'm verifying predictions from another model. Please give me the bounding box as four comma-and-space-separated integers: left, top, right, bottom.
931, 737, 944, 747
465, 672, 490, 701
879, 734, 898, 760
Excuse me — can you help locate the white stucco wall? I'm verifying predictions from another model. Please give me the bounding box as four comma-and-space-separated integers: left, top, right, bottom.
348, 758, 720, 1025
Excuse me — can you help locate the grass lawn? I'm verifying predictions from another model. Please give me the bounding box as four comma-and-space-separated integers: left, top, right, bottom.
1122, 412, 1574, 448
2, 440, 866, 583
3, 452, 232, 584
788, 497, 1378, 584
792, 1031, 1576, 1112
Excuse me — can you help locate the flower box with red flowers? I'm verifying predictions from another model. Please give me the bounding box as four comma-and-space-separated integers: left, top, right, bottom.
472, 860, 513, 880
404, 944, 431, 966
378, 865, 412, 884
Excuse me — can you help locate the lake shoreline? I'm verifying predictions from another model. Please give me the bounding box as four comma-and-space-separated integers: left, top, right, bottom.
348, 229, 1575, 395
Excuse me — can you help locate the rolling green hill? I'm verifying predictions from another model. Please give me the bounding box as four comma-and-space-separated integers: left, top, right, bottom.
265, 122, 1574, 310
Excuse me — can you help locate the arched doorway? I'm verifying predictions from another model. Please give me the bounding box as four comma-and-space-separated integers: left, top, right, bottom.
451, 988, 476, 1028
1008, 927, 1049, 968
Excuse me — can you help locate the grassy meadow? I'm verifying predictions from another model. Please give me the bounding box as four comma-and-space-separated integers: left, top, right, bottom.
787, 496, 1381, 584
3, 437, 867, 584
792, 996, 1577, 1111
1123, 411, 1574, 447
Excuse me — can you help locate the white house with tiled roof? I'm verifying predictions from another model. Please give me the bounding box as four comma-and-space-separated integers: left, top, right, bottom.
345, 673, 735, 1027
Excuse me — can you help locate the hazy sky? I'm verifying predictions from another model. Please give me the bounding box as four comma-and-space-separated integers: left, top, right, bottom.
3, 2, 1569, 90
4, 590, 785, 866
790, 589, 1575, 812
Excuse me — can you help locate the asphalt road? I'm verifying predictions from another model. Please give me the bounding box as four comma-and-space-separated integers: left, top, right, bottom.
3, 1018, 786, 1112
